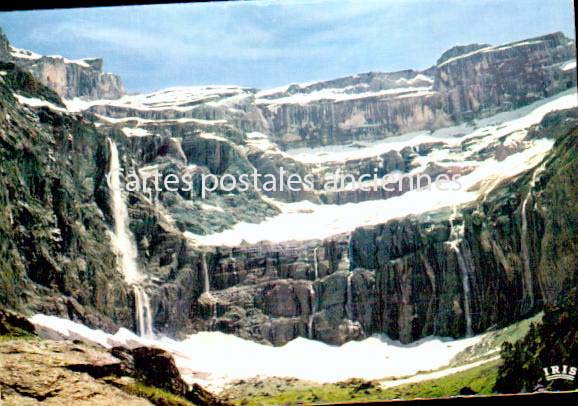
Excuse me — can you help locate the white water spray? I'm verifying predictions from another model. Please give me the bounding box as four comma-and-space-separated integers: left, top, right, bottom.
200, 252, 217, 328
347, 235, 354, 272
107, 138, 153, 337
447, 206, 473, 337
520, 163, 545, 312
346, 272, 354, 320
313, 247, 319, 280
308, 285, 317, 339
202, 253, 210, 294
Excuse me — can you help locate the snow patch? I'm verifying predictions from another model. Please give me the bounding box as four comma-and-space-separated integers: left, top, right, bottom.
13, 94, 69, 114
121, 127, 151, 137
256, 86, 434, 106
9, 46, 41, 60
561, 60, 576, 71
186, 134, 556, 246
30, 314, 485, 392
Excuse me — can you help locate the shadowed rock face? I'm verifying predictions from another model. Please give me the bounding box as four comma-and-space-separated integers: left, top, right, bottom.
0, 61, 133, 331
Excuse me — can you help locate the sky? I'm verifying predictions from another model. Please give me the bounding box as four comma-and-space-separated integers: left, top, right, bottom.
0, 0, 575, 93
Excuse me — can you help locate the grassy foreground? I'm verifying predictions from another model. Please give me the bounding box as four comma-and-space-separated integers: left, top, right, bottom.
226, 359, 501, 406
225, 314, 545, 405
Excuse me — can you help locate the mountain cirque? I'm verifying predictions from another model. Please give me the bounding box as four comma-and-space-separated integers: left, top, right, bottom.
0, 27, 576, 350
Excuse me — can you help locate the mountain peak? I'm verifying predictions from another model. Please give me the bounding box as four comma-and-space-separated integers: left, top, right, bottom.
436, 43, 491, 66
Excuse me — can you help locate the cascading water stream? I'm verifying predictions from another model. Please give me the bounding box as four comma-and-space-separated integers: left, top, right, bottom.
202, 253, 210, 294
134, 286, 153, 338
313, 247, 319, 280
346, 272, 354, 320
308, 285, 317, 339
520, 163, 545, 312
201, 252, 217, 328
347, 235, 354, 272
447, 206, 473, 337
107, 138, 153, 338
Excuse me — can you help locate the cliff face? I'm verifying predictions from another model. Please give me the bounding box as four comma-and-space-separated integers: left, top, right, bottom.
435, 32, 576, 120
349, 113, 578, 342
18, 56, 125, 100
0, 28, 576, 348
258, 33, 576, 148
155, 109, 575, 346
0, 28, 124, 100
0, 62, 132, 331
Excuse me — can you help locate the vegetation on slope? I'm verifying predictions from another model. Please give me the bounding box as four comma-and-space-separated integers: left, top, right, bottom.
494, 288, 578, 393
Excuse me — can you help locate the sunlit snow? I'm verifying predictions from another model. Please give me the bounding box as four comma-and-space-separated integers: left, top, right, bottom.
185, 90, 576, 247
30, 314, 485, 392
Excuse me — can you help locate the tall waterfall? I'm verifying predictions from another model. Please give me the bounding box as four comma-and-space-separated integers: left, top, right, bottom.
134, 286, 153, 338
345, 272, 354, 320
202, 253, 210, 293
447, 206, 473, 337
347, 235, 354, 272
313, 247, 319, 280
107, 138, 153, 338
308, 285, 317, 339
200, 252, 217, 328
520, 163, 545, 312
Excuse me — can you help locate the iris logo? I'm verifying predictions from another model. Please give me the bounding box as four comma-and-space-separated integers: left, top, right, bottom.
543, 365, 577, 381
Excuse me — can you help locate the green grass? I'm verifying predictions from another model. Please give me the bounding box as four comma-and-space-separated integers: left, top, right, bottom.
226, 314, 546, 406
378, 360, 500, 400
449, 312, 543, 366
0, 329, 38, 342
228, 360, 501, 406
123, 381, 196, 406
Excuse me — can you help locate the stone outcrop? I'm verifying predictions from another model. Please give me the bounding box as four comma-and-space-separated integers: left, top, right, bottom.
109, 345, 231, 406
0, 29, 11, 61
0, 28, 124, 100
18, 56, 125, 100
0, 339, 152, 405
0, 309, 36, 337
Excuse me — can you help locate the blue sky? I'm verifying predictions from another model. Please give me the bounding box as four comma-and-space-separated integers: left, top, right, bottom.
0, 0, 575, 93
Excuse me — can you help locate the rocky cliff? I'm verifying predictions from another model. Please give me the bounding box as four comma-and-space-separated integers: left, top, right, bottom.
0, 28, 125, 100
149, 108, 577, 345
258, 32, 575, 148
0, 28, 576, 350
435, 32, 576, 120
0, 61, 132, 331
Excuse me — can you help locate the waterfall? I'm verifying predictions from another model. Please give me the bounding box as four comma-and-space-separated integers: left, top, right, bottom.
308, 285, 317, 339
346, 272, 354, 320
202, 253, 210, 293
313, 247, 319, 280
347, 235, 354, 271
520, 163, 545, 312
134, 285, 153, 337
107, 138, 153, 338
200, 252, 217, 329
447, 206, 473, 337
